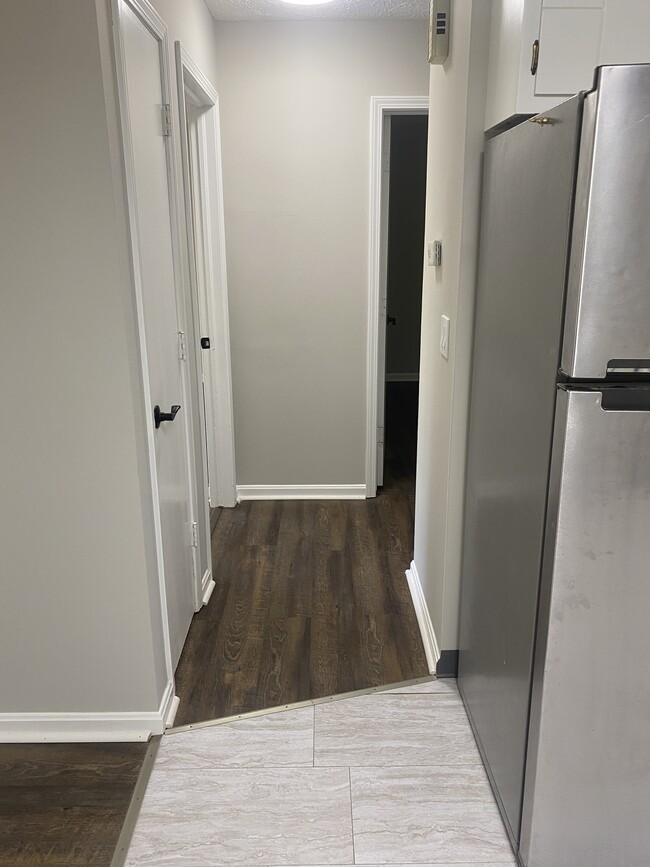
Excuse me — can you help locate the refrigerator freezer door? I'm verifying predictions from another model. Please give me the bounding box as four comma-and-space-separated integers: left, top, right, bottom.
521, 388, 650, 866
561, 64, 650, 379
458, 97, 582, 845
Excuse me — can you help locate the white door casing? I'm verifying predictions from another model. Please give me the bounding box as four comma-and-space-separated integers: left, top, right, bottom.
115, 0, 196, 670
175, 43, 237, 510
366, 96, 429, 497
375, 112, 391, 488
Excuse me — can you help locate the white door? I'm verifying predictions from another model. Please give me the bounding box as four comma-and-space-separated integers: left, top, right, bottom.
185, 104, 216, 503
120, 1, 195, 668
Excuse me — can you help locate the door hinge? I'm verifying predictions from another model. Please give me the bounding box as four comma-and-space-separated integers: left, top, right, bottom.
377, 425, 384, 447
190, 522, 199, 548
178, 330, 188, 361
162, 103, 172, 137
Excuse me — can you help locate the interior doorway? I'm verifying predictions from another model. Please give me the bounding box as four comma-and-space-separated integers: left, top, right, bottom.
175, 42, 237, 518
381, 114, 428, 495
366, 97, 429, 497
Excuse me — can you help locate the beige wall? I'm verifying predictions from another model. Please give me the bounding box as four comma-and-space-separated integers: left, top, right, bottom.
414, 0, 492, 651
213, 20, 429, 487
0, 0, 222, 731
0, 0, 162, 714
150, 0, 219, 89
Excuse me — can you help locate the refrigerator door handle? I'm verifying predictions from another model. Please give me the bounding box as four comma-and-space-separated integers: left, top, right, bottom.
599, 387, 650, 413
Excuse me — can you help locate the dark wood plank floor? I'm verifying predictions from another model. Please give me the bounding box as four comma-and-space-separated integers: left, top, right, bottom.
0, 742, 147, 866
174, 382, 425, 725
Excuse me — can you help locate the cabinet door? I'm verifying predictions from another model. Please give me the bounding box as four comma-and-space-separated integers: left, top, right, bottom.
489, 0, 650, 129
534, 4, 604, 96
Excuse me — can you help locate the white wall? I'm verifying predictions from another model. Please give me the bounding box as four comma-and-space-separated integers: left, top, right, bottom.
485, 0, 525, 131
413, 0, 492, 651
213, 21, 430, 487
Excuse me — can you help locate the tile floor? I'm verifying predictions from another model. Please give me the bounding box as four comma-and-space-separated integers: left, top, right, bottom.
125, 679, 516, 866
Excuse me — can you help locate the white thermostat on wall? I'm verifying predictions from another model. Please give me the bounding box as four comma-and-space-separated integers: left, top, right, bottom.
428, 0, 450, 65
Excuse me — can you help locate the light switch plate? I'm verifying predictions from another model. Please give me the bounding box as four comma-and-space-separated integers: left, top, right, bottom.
440, 314, 450, 359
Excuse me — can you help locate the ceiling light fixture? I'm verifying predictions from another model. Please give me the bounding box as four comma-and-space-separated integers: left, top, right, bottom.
280, 0, 337, 6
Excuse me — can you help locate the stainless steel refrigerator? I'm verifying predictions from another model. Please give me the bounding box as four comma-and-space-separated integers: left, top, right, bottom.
458, 64, 650, 867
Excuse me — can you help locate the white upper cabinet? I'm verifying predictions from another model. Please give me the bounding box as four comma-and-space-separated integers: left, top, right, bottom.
485, 0, 650, 130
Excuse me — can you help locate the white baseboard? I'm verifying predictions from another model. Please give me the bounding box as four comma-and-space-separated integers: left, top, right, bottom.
406, 560, 441, 674
0, 679, 175, 743
201, 570, 215, 605
237, 484, 366, 501
386, 372, 419, 382
164, 695, 180, 729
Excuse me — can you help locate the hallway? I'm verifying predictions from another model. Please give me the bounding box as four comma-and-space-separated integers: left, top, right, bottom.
174, 381, 424, 725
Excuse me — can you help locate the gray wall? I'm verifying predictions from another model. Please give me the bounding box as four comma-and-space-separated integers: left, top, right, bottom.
213, 20, 430, 487
0, 0, 162, 713
0, 0, 222, 728
386, 115, 428, 378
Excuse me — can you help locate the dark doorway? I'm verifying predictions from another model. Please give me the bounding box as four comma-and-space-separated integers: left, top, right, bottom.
382, 114, 428, 497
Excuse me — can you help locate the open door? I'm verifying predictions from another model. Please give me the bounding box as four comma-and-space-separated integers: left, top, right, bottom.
116, 0, 196, 669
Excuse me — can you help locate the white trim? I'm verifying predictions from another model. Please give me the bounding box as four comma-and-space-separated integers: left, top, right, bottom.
0, 680, 175, 743
405, 560, 440, 674
366, 96, 428, 498
175, 43, 237, 510
201, 570, 215, 605
169, 674, 437, 734
237, 485, 366, 501
386, 372, 420, 382
164, 695, 181, 728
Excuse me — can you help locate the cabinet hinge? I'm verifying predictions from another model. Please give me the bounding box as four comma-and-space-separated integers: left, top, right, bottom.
162, 103, 172, 137
178, 330, 188, 361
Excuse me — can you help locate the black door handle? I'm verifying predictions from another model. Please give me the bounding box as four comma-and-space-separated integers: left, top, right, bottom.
154, 404, 181, 429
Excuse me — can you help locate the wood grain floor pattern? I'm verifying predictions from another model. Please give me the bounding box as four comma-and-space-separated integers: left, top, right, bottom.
174, 382, 426, 725
0, 742, 147, 866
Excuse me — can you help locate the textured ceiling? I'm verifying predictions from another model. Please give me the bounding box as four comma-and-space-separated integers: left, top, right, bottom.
206, 0, 429, 21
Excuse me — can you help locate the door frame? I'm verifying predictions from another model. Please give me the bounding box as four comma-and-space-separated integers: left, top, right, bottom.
175, 44, 237, 511
366, 96, 429, 497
